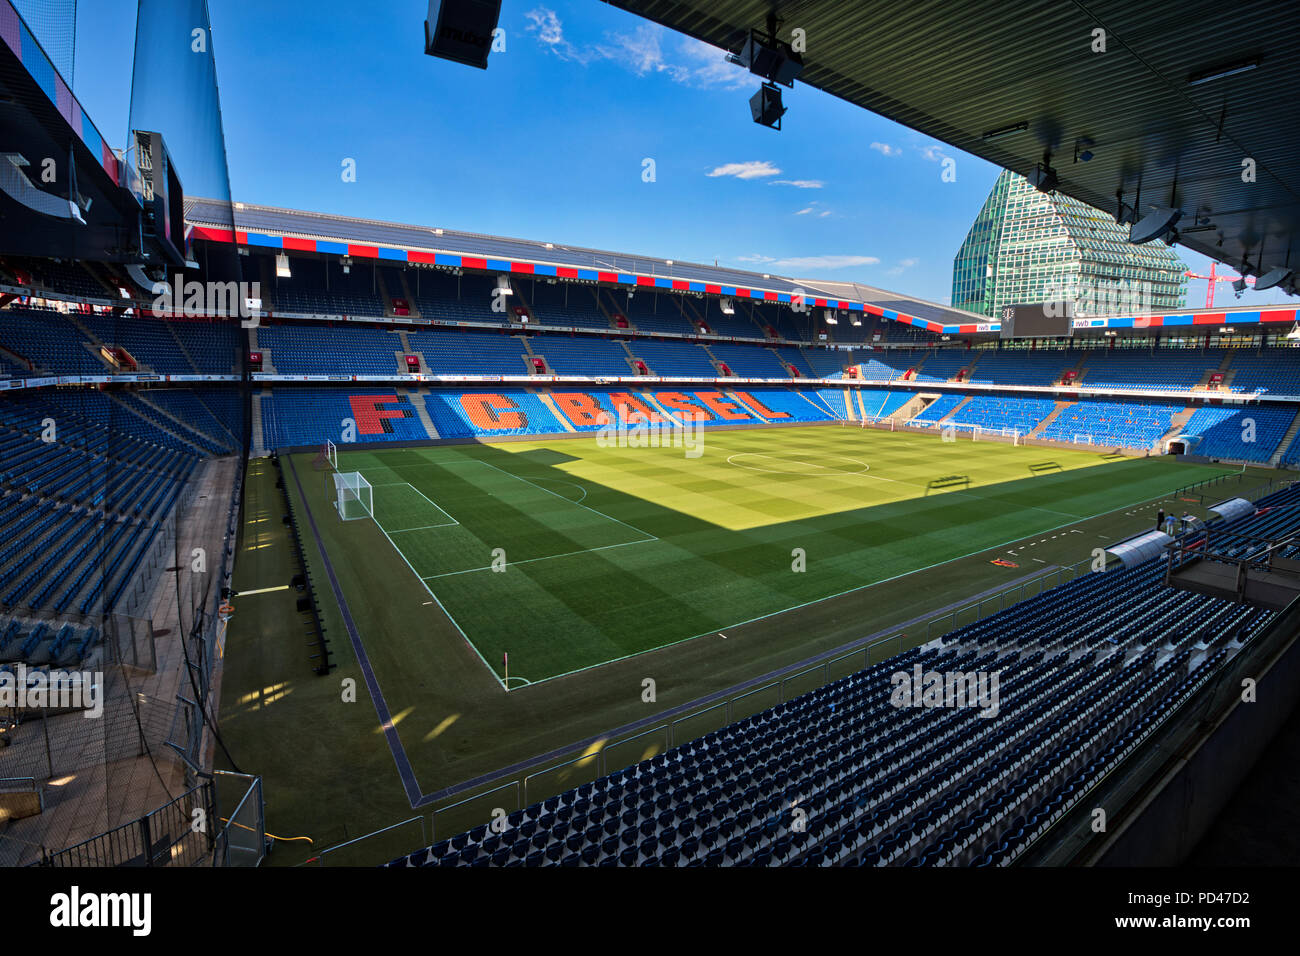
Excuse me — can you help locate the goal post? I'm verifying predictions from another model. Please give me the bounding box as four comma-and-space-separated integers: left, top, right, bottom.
326, 439, 338, 470
334, 471, 373, 521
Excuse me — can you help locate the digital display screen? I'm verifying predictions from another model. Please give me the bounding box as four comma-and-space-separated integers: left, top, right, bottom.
999, 303, 1073, 339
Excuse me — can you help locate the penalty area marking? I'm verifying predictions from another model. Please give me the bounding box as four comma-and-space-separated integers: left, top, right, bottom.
422, 536, 656, 579
373, 482, 460, 533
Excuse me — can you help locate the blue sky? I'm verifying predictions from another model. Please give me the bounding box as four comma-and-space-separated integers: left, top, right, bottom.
63, 0, 1287, 310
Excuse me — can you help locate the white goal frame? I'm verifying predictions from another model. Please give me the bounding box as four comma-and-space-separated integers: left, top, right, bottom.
326, 439, 339, 470
334, 471, 373, 521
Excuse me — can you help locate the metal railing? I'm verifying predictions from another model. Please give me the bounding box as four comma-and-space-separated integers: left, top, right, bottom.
42, 780, 216, 867
211, 771, 265, 867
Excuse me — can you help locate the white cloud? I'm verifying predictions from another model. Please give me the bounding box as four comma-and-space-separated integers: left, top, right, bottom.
770, 255, 880, 270
526, 9, 750, 89
919, 144, 950, 162
886, 257, 920, 276
771, 179, 825, 189
818, 210, 831, 218
526, 7, 564, 46
524, 7, 598, 64
795, 207, 815, 216
707, 161, 781, 180
674, 36, 753, 90
869, 142, 900, 157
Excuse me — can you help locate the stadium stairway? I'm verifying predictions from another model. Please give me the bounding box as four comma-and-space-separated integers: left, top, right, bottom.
1059, 351, 1090, 385
700, 344, 725, 377
248, 327, 278, 373
1193, 351, 1236, 390
621, 343, 648, 377
105, 393, 210, 457
1270, 409, 1300, 466
1026, 401, 1074, 439
64, 315, 120, 373
1156, 407, 1197, 452
892, 393, 933, 422
251, 390, 268, 456
680, 296, 709, 335
132, 391, 233, 451
402, 388, 440, 438
165, 323, 203, 375
534, 391, 578, 432
596, 289, 626, 331
936, 396, 974, 424
838, 389, 857, 421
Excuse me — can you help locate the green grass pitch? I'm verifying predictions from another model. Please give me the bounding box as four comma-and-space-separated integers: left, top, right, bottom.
315, 425, 1231, 687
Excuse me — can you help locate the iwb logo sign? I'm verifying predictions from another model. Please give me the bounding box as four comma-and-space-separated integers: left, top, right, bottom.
347, 395, 414, 435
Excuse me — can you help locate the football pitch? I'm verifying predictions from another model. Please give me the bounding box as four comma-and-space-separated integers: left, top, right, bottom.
303, 425, 1234, 687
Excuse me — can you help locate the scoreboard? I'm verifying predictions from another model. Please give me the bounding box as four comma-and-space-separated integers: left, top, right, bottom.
998, 303, 1074, 339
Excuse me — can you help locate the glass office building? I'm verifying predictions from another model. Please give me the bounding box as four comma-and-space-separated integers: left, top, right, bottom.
952, 170, 1187, 318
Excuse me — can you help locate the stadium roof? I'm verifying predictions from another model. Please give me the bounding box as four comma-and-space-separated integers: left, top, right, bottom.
607, 0, 1300, 291
0, 0, 140, 260
184, 197, 995, 332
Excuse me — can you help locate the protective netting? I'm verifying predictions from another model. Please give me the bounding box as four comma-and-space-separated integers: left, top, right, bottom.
12, 0, 76, 84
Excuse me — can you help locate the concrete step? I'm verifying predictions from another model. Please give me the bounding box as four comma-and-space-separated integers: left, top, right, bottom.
1027, 400, 1074, 439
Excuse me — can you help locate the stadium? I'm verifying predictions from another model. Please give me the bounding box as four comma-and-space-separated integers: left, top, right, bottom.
1, 0, 1297, 907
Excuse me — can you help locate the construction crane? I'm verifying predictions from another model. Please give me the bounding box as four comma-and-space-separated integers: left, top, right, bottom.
1184, 261, 1254, 308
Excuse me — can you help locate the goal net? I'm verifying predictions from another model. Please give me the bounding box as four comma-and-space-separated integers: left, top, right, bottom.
970, 425, 1022, 445
313, 439, 339, 471
334, 471, 373, 521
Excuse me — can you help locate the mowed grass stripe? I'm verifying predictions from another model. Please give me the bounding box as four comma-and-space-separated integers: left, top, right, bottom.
374, 460, 645, 578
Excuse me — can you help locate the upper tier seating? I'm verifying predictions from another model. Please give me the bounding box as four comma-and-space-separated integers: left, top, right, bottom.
521, 283, 612, 331
0, 307, 238, 378
800, 349, 857, 379
0, 307, 107, 375
630, 340, 721, 378
618, 295, 696, 336
1224, 350, 1300, 395
531, 336, 634, 376
258, 324, 408, 375
965, 351, 1071, 387
707, 344, 792, 378
1080, 349, 1218, 391
409, 328, 532, 375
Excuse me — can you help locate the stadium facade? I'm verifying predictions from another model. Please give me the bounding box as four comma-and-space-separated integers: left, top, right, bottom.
951, 170, 1189, 320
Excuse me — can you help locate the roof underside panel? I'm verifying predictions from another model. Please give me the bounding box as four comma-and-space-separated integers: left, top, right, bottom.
606, 0, 1299, 284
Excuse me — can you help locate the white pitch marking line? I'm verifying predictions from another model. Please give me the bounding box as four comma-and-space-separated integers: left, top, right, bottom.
472, 459, 658, 541
422, 537, 656, 579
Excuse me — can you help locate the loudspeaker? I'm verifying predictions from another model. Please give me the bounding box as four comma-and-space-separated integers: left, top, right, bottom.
424, 0, 502, 70
750, 84, 786, 130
